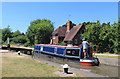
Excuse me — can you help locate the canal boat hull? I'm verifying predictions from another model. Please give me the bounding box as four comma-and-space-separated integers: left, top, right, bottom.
80, 58, 100, 66
34, 44, 85, 59
34, 44, 99, 66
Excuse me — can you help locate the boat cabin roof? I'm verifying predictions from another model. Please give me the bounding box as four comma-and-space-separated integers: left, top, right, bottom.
35, 44, 81, 48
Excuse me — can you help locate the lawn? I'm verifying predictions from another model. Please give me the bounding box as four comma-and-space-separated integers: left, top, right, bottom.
1, 53, 60, 77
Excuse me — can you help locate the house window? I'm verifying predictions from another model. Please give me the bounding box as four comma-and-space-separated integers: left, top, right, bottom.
59, 37, 64, 42
52, 35, 55, 40
75, 39, 77, 44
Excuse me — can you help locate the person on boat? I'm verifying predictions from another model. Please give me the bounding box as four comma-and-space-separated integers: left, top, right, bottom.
82, 38, 89, 58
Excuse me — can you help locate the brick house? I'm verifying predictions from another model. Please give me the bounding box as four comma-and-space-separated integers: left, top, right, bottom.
51, 21, 85, 46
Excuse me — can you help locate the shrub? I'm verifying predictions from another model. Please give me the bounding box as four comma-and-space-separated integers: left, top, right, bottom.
58, 43, 67, 46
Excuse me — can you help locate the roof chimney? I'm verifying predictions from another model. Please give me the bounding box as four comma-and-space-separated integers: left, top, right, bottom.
67, 21, 72, 32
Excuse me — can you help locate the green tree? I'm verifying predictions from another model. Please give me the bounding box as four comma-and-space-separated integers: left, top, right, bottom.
82, 22, 101, 43
12, 30, 21, 37
81, 21, 113, 53
2, 26, 12, 42
36, 20, 54, 44
110, 19, 120, 54
82, 20, 120, 54
99, 22, 113, 53
11, 35, 27, 44
80, 22, 96, 26
26, 19, 54, 46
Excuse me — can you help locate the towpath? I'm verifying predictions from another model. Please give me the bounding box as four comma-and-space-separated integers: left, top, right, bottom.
95, 53, 119, 66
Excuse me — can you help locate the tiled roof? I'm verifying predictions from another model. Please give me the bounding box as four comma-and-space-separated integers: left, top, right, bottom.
52, 26, 67, 37
63, 25, 83, 41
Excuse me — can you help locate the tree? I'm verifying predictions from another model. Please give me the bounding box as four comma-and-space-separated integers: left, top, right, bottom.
99, 22, 113, 52
7, 30, 27, 45
12, 30, 21, 37
110, 19, 120, 54
2, 27, 12, 42
26, 19, 54, 46
11, 35, 27, 44
81, 20, 120, 54
79, 22, 96, 26
36, 20, 54, 44
81, 21, 113, 53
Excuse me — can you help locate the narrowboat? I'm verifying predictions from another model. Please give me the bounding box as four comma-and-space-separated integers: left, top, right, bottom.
34, 44, 99, 66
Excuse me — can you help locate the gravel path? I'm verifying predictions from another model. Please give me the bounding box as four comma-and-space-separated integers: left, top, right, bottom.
94, 53, 119, 66
98, 57, 119, 66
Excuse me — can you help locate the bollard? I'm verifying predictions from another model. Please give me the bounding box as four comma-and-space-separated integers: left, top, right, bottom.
18, 51, 20, 55
64, 68, 68, 74
63, 64, 69, 74
7, 44, 10, 50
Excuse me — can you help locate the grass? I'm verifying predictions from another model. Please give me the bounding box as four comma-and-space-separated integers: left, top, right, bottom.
104, 52, 117, 54
1, 53, 83, 77
1, 53, 60, 77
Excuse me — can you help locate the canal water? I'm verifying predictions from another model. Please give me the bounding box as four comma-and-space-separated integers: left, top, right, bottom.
32, 52, 118, 77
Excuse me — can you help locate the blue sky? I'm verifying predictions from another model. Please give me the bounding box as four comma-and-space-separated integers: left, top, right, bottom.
2, 2, 118, 33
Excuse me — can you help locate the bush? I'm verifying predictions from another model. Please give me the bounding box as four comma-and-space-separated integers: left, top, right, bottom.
24, 42, 30, 47
113, 48, 120, 54
58, 43, 67, 46
30, 45, 35, 48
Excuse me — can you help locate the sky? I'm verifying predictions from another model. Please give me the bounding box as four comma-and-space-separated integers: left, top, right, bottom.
2, 2, 118, 33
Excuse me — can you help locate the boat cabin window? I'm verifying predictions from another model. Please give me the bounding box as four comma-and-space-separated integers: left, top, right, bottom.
40, 46, 43, 51
54, 47, 57, 53
66, 49, 79, 56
